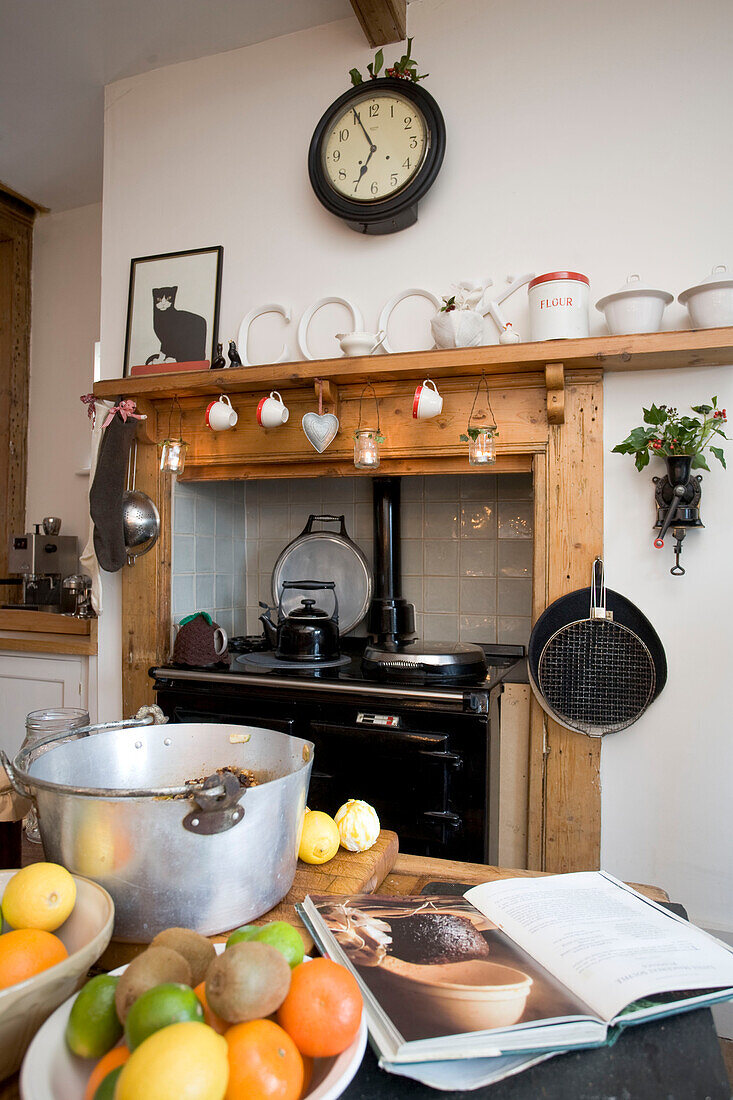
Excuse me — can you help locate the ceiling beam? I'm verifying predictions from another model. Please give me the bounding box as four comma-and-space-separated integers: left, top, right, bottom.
349, 0, 407, 47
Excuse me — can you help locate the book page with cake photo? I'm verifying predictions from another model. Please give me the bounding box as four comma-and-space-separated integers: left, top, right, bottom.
298, 871, 733, 1065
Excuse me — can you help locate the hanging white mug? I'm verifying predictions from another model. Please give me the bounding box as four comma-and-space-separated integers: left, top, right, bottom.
413, 379, 443, 420
257, 391, 289, 428
206, 395, 238, 431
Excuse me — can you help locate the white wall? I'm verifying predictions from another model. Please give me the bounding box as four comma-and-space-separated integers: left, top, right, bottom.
27, 203, 102, 540
99, 0, 733, 928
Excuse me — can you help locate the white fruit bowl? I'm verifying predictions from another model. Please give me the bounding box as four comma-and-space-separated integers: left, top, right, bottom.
0, 869, 114, 1081
20, 948, 368, 1100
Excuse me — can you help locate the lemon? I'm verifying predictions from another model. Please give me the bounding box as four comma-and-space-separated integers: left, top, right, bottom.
298, 810, 339, 864
2, 862, 76, 932
65, 974, 122, 1058
335, 799, 381, 852
115, 1021, 228, 1100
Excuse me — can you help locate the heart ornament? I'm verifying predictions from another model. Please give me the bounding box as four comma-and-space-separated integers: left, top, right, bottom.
302, 411, 339, 453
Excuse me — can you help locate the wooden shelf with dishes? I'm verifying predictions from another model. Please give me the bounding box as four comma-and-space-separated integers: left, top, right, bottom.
93, 325, 733, 403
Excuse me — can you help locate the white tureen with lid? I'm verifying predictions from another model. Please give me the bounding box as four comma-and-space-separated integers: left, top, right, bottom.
595, 274, 673, 335
678, 265, 733, 328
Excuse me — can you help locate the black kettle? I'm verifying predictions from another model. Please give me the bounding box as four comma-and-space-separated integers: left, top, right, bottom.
259, 580, 340, 662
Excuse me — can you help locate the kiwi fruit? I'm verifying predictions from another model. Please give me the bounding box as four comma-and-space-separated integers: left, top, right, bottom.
150, 927, 216, 986
205, 940, 291, 1023
114, 946, 192, 1023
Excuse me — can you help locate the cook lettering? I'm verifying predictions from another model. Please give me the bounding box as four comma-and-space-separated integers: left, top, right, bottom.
540, 297, 574, 309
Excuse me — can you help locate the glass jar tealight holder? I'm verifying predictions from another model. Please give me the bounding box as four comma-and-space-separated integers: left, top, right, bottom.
462, 372, 498, 466
354, 429, 381, 470
468, 426, 497, 465
160, 438, 188, 474
160, 395, 188, 473
354, 382, 384, 470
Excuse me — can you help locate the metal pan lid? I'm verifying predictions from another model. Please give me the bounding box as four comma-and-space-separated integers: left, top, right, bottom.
271, 515, 373, 635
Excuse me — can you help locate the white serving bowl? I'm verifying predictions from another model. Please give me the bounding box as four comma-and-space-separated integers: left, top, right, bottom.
595, 274, 673, 335
678, 265, 733, 328
21, 949, 368, 1100
0, 869, 114, 1081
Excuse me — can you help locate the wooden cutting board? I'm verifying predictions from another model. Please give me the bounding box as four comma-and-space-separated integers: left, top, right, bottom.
99, 830, 398, 967
212, 828, 399, 950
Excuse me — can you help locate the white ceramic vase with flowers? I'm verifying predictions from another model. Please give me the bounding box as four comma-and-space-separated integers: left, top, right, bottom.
430, 281, 487, 348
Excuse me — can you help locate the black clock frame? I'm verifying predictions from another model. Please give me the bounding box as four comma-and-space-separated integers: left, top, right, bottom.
308, 77, 446, 236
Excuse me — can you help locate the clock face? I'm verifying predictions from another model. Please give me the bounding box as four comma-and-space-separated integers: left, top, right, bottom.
321, 91, 429, 204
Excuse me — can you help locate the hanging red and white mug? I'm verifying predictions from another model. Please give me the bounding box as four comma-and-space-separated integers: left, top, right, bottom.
413, 379, 443, 420
205, 395, 238, 431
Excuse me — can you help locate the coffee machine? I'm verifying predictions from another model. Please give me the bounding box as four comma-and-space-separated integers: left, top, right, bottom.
2, 523, 79, 611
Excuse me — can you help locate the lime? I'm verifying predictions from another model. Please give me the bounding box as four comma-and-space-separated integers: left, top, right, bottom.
124, 983, 203, 1051
65, 974, 122, 1058
116, 1021, 228, 1100
225, 924, 260, 948
252, 921, 305, 969
93, 1065, 123, 1100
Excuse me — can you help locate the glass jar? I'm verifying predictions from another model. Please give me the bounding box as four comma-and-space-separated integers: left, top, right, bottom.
61, 575, 85, 615
468, 427, 497, 465
354, 430, 381, 470
21, 708, 89, 843
160, 438, 188, 473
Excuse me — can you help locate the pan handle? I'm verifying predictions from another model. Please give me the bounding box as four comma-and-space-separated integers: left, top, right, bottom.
303, 514, 347, 537
0, 748, 34, 800
590, 558, 609, 620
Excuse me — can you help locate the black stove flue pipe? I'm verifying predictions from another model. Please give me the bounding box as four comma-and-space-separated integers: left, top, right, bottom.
366, 477, 416, 646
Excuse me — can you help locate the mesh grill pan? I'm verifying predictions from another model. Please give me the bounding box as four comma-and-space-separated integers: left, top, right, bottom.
538, 618, 656, 736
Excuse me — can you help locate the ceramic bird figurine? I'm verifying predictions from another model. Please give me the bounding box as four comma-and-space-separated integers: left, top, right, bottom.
210, 342, 226, 370
499, 322, 521, 344
227, 340, 243, 368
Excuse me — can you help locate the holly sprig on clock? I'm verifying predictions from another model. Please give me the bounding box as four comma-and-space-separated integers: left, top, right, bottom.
349, 38, 429, 86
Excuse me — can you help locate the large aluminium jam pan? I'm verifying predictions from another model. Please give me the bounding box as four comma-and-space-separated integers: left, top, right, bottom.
5, 720, 313, 943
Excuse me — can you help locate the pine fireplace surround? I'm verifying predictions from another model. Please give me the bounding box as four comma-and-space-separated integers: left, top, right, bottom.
93, 327, 733, 874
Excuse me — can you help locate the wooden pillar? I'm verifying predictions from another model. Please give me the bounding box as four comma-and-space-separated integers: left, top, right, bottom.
529, 375, 604, 871
121, 412, 172, 715
0, 191, 35, 583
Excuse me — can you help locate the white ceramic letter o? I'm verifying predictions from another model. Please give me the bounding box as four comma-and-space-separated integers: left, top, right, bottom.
378, 288, 442, 354
297, 297, 363, 361
237, 303, 292, 367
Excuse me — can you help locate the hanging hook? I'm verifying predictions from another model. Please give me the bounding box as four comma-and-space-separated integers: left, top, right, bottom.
468, 371, 497, 430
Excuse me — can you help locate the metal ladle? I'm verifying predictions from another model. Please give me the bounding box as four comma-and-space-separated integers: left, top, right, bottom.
122, 440, 160, 565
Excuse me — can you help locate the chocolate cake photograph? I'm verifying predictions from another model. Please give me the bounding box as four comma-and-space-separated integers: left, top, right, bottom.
314, 896, 588, 1042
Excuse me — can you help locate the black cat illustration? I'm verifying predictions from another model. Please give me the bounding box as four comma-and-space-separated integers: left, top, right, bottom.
145, 286, 207, 364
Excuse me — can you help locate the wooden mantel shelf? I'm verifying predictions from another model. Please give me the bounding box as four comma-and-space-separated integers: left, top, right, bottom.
93, 326, 733, 403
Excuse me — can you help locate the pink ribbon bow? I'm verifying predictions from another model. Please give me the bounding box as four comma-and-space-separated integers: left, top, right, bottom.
80, 393, 97, 427
101, 398, 144, 430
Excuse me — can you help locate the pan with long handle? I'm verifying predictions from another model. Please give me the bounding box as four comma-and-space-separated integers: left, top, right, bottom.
528, 559, 666, 737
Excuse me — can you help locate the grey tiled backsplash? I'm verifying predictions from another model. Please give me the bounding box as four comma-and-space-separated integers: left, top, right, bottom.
171, 473, 534, 645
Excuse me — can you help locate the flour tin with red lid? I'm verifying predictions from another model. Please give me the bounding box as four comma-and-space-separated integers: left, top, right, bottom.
528, 271, 590, 341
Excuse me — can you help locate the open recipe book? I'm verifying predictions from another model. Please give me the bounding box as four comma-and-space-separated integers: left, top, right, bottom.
297, 871, 733, 1064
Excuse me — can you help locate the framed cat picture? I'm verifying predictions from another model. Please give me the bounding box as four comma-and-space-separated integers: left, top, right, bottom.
123, 245, 223, 376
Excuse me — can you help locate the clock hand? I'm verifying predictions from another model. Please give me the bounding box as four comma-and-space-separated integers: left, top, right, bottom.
353, 144, 376, 190
352, 107, 373, 148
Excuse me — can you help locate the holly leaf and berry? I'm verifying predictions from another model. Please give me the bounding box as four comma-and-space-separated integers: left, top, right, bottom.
349, 38, 428, 86
612, 397, 728, 472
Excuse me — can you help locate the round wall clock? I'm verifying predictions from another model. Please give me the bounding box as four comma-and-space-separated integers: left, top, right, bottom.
308, 77, 446, 235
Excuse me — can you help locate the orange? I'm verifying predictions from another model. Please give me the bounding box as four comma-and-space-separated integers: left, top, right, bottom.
83, 1045, 130, 1100
0, 928, 68, 989
225, 1018, 303, 1100
276, 958, 361, 1059
194, 979, 229, 1035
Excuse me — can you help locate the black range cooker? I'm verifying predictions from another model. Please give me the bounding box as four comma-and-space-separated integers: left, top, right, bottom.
151, 640, 524, 864
153, 476, 525, 863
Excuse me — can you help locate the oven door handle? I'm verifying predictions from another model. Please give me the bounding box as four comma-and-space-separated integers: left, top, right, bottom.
417, 749, 463, 769
423, 810, 462, 828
